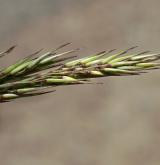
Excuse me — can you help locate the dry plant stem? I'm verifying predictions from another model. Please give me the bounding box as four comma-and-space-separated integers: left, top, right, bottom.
0, 44, 159, 102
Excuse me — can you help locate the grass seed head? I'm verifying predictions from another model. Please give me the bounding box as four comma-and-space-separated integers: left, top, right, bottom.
0, 44, 159, 102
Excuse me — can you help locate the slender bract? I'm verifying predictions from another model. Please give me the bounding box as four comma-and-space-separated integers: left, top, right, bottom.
0, 44, 159, 102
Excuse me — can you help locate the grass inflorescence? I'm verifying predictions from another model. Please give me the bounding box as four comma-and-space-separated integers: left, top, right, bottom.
0, 43, 159, 102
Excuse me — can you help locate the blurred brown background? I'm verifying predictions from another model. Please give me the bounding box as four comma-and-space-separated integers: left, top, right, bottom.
0, 0, 160, 164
